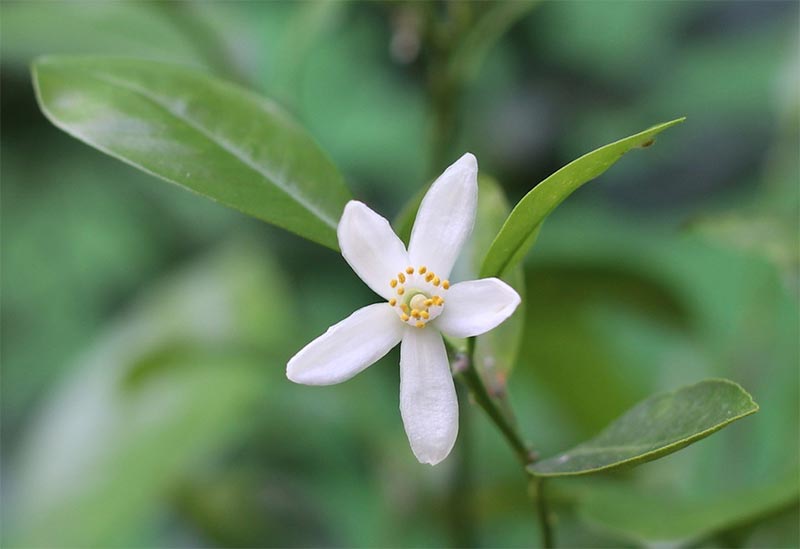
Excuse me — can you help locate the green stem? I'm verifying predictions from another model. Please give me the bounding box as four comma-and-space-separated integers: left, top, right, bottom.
458, 354, 532, 467
531, 476, 555, 548
454, 338, 556, 547
446, 383, 478, 547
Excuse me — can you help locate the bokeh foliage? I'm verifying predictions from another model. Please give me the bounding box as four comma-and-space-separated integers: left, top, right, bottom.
2, 1, 798, 547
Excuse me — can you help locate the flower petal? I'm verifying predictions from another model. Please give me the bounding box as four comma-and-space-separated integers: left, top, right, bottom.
408, 153, 478, 279
435, 278, 521, 338
287, 303, 403, 385
399, 328, 458, 465
338, 201, 409, 299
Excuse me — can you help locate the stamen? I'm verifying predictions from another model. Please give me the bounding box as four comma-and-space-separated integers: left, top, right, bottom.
415, 322, 425, 328
419, 266, 427, 274
398, 272, 406, 283
433, 276, 440, 286
406, 266, 414, 274
421, 311, 429, 319
425, 273, 434, 282
424, 299, 433, 307
411, 309, 420, 319
401, 304, 409, 313
389, 298, 397, 306
390, 279, 398, 288
397, 287, 405, 295
401, 313, 410, 321
442, 280, 450, 290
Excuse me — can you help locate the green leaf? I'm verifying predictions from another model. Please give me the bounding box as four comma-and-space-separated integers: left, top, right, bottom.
468, 176, 526, 387
6, 241, 294, 546
448, 1, 540, 85
393, 183, 426, 246
479, 118, 685, 278
575, 477, 799, 544
32, 55, 351, 250
529, 379, 758, 477
577, 476, 799, 543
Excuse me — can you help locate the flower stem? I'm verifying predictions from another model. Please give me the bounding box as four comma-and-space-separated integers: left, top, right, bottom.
531, 476, 555, 548
455, 338, 556, 547
458, 355, 532, 467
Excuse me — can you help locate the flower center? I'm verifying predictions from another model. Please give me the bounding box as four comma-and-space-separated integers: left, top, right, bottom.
387, 265, 449, 328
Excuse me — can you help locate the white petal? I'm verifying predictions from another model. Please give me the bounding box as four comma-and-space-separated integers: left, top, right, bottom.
287, 303, 403, 385
399, 328, 458, 465
408, 153, 478, 279
338, 201, 409, 299
435, 278, 521, 338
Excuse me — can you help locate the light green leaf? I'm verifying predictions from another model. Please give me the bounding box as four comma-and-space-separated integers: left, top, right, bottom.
480, 118, 685, 278
529, 379, 758, 477
32, 55, 350, 250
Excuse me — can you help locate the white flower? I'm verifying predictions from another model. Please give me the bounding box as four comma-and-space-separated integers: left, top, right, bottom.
286, 153, 521, 465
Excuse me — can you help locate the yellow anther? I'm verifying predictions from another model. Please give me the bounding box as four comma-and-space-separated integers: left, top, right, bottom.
401, 313, 410, 321
415, 321, 425, 328
397, 287, 405, 295
419, 266, 427, 274
389, 298, 397, 306
411, 309, 420, 318
401, 304, 409, 312
390, 279, 398, 288
425, 273, 434, 282
421, 311, 430, 319
433, 276, 440, 286
424, 299, 434, 307
442, 280, 450, 290
398, 272, 406, 283
406, 266, 414, 274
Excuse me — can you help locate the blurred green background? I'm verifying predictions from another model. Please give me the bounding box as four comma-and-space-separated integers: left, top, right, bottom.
1, 1, 798, 547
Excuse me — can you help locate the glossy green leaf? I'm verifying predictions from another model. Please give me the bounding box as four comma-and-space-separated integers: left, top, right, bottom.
529, 379, 758, 477
32, 55, 350, 250
480, 118, 685, 278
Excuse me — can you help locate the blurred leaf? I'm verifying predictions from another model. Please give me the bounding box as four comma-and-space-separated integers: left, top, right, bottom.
6, 240, 294, 547
0, 1, 204, 67
32, 55, 351, 250
480, 118, 685, 278
448, 1, 539, 85
578, 476, 798, 544
740, 502, 800, 548
393, 185, 426, 245
463, 176, 526, 389
530, 379, 758, 477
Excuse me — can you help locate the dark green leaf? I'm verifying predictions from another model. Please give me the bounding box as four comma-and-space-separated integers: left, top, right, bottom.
32, 55, 350, 249
480, 118, 685, 278
529, 379, 758, 477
